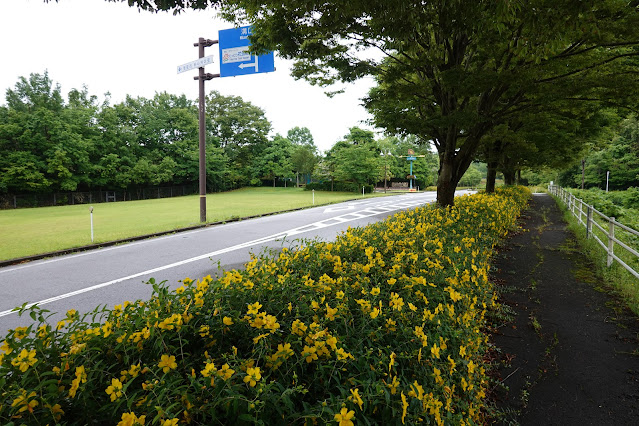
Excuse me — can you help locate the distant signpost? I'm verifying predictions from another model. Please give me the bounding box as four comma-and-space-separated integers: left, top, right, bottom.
218, 26, 275, 77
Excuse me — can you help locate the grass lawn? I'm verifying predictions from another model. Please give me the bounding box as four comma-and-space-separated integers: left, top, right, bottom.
0, 187, 385, 261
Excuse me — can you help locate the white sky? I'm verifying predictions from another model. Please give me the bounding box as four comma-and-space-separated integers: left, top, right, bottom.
0, 0, 378, 152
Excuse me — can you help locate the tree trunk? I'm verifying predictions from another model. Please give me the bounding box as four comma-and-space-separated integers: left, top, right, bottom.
436, 158, 458, 207
486, 161, 498, 193
503, 170, 516, 185
273, 177, 276, 187
296, 171, 299, 187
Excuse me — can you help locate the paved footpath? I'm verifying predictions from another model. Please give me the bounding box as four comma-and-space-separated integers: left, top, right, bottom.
492, 194, 639, 425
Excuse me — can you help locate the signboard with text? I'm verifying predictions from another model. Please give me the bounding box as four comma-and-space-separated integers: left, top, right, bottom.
177, 55, 214, 74
218, 26, 275, 77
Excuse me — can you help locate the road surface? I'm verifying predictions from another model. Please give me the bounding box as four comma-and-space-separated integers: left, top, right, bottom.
0, 191, 472, 334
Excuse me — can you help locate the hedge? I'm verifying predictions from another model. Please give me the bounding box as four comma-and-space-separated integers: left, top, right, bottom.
0, 186, 531, 425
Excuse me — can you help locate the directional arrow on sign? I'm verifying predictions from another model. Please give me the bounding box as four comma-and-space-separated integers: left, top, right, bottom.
238, 57, 258, 71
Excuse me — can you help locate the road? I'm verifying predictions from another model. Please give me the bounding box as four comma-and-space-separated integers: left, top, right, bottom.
0, 191, 472, 334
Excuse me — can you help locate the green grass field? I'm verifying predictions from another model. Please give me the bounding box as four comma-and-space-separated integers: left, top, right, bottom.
0, 188, 385, 261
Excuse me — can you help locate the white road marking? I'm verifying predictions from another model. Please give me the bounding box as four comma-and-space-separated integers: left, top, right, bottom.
0, 196, 434, 317
323, 204, 355, 213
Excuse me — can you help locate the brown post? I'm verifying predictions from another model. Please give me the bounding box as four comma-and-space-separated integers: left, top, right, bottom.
193, 37, 219, 223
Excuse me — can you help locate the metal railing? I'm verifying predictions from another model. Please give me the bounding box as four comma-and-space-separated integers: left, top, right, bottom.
548, 184, 639, 280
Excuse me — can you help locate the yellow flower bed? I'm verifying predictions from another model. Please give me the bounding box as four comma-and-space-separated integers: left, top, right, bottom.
0, 187, 530, 425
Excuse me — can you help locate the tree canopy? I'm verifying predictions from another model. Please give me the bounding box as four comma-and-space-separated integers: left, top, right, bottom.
211, 0, 639, 205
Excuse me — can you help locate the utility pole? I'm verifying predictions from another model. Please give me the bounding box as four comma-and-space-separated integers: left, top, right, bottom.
192, 37, 219, 223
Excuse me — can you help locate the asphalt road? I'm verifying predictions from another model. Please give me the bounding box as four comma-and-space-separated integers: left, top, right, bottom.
0, 190, 472, 334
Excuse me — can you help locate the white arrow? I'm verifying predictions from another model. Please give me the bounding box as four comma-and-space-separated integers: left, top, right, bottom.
238, 56, 259, 72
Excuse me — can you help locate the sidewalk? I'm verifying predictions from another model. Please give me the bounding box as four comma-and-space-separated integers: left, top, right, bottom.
491, 194, 639, 424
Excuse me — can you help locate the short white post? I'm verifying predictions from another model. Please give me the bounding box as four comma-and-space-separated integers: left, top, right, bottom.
89, 206, 94, 242
362, 186, 365, 197
312, 189, 315, 205
607, 217, 615, 267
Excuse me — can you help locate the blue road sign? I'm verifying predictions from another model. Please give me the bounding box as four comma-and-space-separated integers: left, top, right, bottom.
218, 26, 275, 77
406, 156, 417, 161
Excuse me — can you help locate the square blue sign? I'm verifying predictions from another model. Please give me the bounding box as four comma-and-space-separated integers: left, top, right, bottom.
218, 26, 275, 77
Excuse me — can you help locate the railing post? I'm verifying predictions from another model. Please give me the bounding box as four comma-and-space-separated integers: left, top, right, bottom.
607, 217, 615, 267
586, 205, 592, 238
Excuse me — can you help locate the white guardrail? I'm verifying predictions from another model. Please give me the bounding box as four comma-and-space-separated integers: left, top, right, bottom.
548, 184, 639, 280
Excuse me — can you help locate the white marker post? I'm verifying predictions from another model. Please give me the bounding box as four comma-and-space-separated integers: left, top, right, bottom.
89, 206, 94, 242
312, 189, 315, 205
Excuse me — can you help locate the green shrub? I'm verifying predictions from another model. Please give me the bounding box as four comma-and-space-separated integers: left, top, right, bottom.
0, 187, 531, 425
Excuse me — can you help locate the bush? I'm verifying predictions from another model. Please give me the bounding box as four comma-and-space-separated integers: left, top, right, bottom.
0, 187, 531, 425
305, 182, 375, 193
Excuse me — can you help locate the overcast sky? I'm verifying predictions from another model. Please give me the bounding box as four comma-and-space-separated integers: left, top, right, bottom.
0, 0, 378, 152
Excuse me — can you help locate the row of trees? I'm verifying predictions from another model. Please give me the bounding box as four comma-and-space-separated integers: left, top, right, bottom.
557, 114, 639, 191
198, 0, 639, 206
0, 72, 441, 198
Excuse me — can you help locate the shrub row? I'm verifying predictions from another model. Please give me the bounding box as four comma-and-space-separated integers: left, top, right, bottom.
0, 186, 531, 425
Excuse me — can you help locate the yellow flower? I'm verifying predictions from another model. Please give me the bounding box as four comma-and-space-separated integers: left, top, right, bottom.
11, 389, 38, 414
401, 391, 409, 424
199, 325, 210, 337
69, 366, 87, 398
334, 407, 355, 426
0, 340, 12, 355
370, 287, 380, 296
253, 333, 270, 344
217, 363, 235, 381
302, 345, 318, 363
117, 411, 146, 426
106, 378, 124, 402
158, 354, 177, 373
13, 326, 29, 340
11, 348, 37, 372
276, 342, 294, 359
247, 302, 262, 315
459, 345, 467, 357
335, 348, 353, 361
387, 375, 399, 395
162, 419, 179, 426
291, 319, 307, 336
243, 366, 261, 387
349, 388, 364, 410
430, 343, 440, 359
336, 291, 345, 299
223, 316, 234, 326
201, 361, 217, 378
325, 304, 338, 321
47, 403, 64, 421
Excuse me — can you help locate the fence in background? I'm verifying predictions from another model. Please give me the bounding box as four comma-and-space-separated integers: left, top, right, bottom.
549, 184, 639, 280
0, 185, 199, 209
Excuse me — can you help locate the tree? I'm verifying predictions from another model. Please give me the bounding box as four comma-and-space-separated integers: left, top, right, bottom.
287, 126, 315, 147
206, 90, 271, 187
329, 127, 383, 190
209, 0, 639, 207
561, 114, 639, 190
459, 164, 483, 187
251, 134, 293, 187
